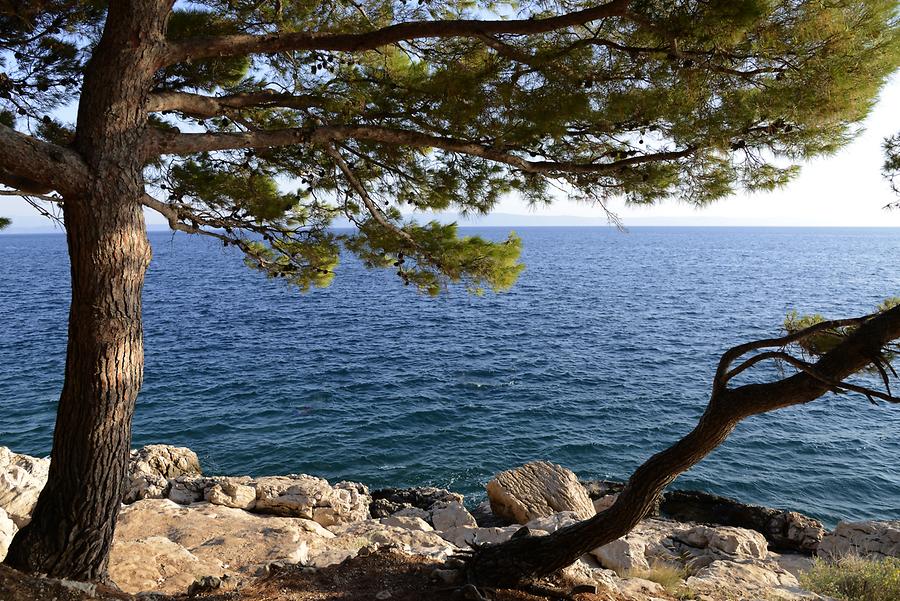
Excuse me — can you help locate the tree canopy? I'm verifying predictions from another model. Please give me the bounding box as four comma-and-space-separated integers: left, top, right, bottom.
2, 0, 898, 292
2, 0, 900, 584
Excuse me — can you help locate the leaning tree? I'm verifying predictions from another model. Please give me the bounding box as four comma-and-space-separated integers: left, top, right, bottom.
2, 0, 899, 583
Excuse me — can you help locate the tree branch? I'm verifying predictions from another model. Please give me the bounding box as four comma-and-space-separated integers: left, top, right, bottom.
147, 90, 321, 118
0, 125, 90, 196
162, 0, 630, 64
463, 304, 900, 586
147, 124, 694, 175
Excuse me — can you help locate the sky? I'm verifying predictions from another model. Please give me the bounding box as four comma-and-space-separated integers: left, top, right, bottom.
2, 74, 899, 232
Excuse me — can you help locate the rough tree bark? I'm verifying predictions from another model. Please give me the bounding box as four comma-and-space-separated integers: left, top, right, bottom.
463, 304, 900, 587
3, 1, 170, 581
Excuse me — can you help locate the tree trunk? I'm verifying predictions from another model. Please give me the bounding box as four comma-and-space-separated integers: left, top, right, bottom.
464, 406, 738, 587
464, 304, 900, 587
3, 1, 170, 581
3, 194, 152, 581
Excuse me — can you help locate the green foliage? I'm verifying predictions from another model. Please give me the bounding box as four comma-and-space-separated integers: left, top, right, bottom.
344, 221, 524, 296
163, 10, 250, 89
0, 217, 10, 230
5, 0, 900, 294
800, 555, 900, 601
785, 298, 900, 356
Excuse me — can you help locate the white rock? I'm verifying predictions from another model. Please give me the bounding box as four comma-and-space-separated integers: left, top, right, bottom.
439, 525, 521, 548
486, 461, 594, 524
818, 520, 900, 558
381, 515, 434, 532
431, 501, 477, 531
111, 499, 334, 594
254, 475, 369, 526
0, 447, 50, 527
524, 511, 580, 534
124, 445, 201, 504
592, 536, 650, 573
205, 478, 256, 510
329, 519, 456, 562
675, 524, 768, 559
109, 535, 224, 595
0, 506, 18, 561
685, 558, 811, 600
391, 506, 430, 521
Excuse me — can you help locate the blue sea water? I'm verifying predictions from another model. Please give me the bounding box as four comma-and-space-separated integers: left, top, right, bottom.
1, 227, 899, 527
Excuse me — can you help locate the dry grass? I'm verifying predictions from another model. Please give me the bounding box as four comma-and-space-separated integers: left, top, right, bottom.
800, 555, 900, 601
623, 561, 691, 597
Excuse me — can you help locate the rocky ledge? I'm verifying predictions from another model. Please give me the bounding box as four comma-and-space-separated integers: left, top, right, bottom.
1, 446, 897, 601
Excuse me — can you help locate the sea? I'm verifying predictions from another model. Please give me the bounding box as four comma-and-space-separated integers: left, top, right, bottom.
1, 227, 898, 527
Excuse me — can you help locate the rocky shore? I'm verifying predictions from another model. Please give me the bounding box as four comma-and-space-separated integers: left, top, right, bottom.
2, 444, 898, 601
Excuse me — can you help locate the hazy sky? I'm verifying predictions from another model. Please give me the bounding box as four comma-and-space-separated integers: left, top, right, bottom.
3, 75, 899, 231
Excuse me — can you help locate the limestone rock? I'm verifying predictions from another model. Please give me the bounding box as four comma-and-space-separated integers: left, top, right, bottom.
369, 487, 463, 518
685, 558, 810, 600
391, 506, 430, 521
675, 524, 768, 559
438, 525, 520, 548
486, 461, 594, 524
818, 520, 900, 558
381, 515, 433, 532
109, 536, 224, 594
0, 447, 50, 527
205, 477, 256, 510
592, 536, 650, 573
0, 506, 17, 562
111, 499, 335, 594
124, 445, 201, 504
328, 519, 456, 562
253, 475, 370, 526
523, 511, 580, 534
660, 489, 825, 553
430, 501, 477, 531
167, 476, 210, 505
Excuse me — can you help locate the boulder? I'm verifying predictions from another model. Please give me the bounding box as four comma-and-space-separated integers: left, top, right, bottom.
486, 461, 594, 524
592, 536, 650, 573
523, 511, 580, 534
675, 524, 768, 560
205, 477, 256, 510
253, 475, 369, 526
124, 445, 201, 504
660, 490, 825, 553
685, 558, 815, 600
0, 447, 50, 527
328, 519, 457, 562
369, 487, 463, 518
111, 498, 335, 594
818, 520, 900, 558
438, 525, 521, 548
0, 507, 17, 562
430, 501, 477, 531
381, 515, 433, 532
591, 518, 771, 575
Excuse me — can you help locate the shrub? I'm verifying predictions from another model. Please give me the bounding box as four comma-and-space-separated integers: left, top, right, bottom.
800, 555, 900, 601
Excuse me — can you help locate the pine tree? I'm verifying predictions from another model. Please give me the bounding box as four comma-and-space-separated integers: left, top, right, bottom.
1, 0, 899, 582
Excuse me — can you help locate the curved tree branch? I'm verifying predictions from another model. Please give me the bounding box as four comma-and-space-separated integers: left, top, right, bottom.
162, 0, 630, 64
0, 125, 90, 196
147, 90, 321, 118
146, 124, 694, 175
463, 303, 900, 587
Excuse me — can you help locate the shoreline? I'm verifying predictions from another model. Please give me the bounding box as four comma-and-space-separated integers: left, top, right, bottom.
2, 444, 898, 600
